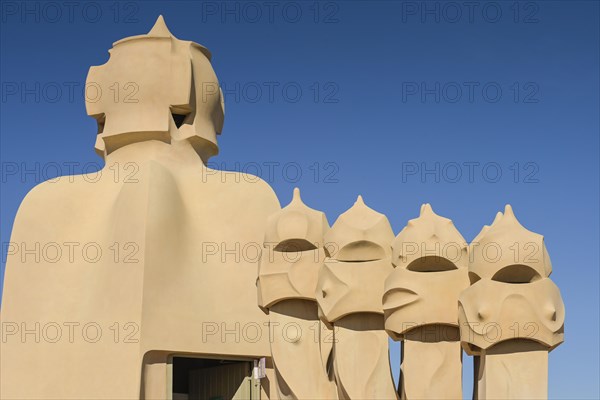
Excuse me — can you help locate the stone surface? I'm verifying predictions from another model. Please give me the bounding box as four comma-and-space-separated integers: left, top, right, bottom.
0, 17, 278, 400
264, 188, 329, 251
324, 196, 395, 262
384, 204, 468, 399
459, 205, 565, 399
316, 196, 397, 400
259, 188, 336, 400
469, 205, 552, 283
317, 259, 394, 324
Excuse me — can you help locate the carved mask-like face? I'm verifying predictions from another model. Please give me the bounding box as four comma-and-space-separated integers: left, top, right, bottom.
383, 258, 469, 340
86, 17, 224, 160
458, 278, 565, 353
383, 204, 470, 339
257, 248, 325, 309
316, 259, 393, 326
457, 205, 563, 355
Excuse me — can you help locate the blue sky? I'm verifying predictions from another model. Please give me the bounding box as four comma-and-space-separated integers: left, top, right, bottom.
1, 1, 598, 398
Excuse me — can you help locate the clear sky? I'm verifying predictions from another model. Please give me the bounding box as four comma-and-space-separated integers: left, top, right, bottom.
1, 1, 598, 398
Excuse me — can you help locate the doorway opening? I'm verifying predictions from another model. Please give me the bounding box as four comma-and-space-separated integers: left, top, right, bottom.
172, 356, 260, 400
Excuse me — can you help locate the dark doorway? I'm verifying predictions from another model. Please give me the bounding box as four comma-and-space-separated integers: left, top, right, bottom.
172, 357, 257, 400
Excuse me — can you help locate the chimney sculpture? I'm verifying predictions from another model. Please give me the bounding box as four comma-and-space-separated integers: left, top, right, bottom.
1, 15, 567, 400
459, 205, 565, 399
383, 204, 470, 399
316, 196, 398, 400
87, 15, 224, 161
258, 188, 338, 399
0, 17, 282, 399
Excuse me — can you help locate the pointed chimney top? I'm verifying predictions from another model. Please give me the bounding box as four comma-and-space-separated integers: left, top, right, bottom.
292, 187, 301, 201
420, 203, 434, 216
148, 15, 174, 38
